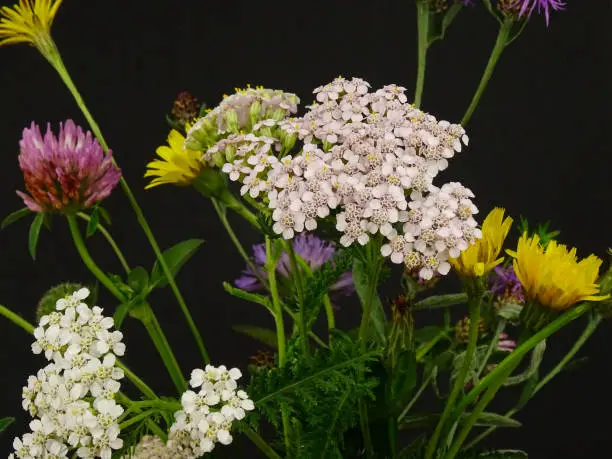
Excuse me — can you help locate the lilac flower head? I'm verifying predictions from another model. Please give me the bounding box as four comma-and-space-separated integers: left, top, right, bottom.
17, 120, 121, 213
489, 265, 525, 303
512, 0, 565, 25
235, 233, 354, 297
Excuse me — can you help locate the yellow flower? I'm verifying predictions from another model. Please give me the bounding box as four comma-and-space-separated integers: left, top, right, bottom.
508, 234, 609, 310
145, 129, 203, 189
0, 0, 62, 48
450, 207, 513, 277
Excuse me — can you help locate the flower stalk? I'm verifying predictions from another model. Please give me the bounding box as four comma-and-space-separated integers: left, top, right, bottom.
414, 0, 430, 108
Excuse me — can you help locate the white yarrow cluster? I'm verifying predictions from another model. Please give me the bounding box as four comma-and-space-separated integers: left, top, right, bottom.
166, 365, 255, 457
10, 288, 125, 459
200, 76, 480, 279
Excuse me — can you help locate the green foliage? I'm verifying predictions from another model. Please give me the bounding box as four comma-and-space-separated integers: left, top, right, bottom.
28, 212, 45, 260
150, 239, 205, 288
414, 293, 467, 310
0, 417, 14, 436
353, 258, 387, 345
517, 216, 560, 248
114, 412, 164, 459
1, 207, 31, 229
86, 207, 100, 237
248, 335, 381, 457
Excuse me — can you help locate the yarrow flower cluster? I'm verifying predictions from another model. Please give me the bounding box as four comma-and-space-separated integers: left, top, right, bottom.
166, 365, 255, 457
192, 77, 480, 280
17, 120, 121, 213
235, 233, 354, 296
11, 288, 126, 459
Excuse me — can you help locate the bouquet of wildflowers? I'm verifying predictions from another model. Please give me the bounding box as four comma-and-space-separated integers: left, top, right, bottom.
0, 1, 609, 458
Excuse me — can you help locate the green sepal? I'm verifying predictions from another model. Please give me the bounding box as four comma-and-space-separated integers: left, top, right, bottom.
28, 212, 45, 260
86, 208, 100, 237
150, 239, 205, 288
1, 207, 31, 229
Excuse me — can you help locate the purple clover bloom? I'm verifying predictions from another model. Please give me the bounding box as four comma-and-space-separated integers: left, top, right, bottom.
235, 233, 354, 297
513, 0, 565, 25
17, 120, 121, 213
489, 265, 525, 303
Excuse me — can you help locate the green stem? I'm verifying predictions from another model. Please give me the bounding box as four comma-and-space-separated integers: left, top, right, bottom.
265, 237, 290, 450
454, 302, 592, 417
474, 319, 505, 384
66, 214, 127, 302
48, 49, 209, 365
414, 0, 430, 108
141, 311, 187, 393
416, 329, 449, 362
323, 295, 336, 332
425, 295, 482, 459
119, 409, 158, 430
284, 240, 309, 357
117, 393, 168, 441
116, 361, 159, 400
77, 212, 130, 274
240, 424, 283, 459
460, 19, 513, 126
464, 408, 517, 450
398, 368, 436, 422
0, 304, 35, 334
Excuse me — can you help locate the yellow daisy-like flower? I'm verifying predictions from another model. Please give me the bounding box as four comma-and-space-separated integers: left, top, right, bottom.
0, 0, 62, 48
450, 207, 513, 277
508, 234, 609, 310
145, 129, 203, 189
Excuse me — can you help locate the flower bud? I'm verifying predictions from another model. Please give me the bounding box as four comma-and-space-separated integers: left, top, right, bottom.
185, 116, 218, 151
171, 91, 201, 125
225, 110, 240, 134
36, 282, 86, 321
249, 100, 262, 127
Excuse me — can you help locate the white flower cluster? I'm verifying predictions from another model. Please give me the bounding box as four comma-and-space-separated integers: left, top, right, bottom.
11, 288, 125, 459
166, 365, 255, 457
203, 76, 480, 279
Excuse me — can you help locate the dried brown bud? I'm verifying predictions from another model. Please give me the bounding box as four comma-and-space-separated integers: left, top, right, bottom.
171, 91, 201, 125
454, 316, 486, 343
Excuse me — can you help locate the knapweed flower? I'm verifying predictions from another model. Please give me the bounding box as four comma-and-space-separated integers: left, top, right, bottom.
489, 265, 525, 303
12, 288, 125, 459
508, 234, 609, 310
513, 0, 565, 25
234, 233, 354, 297
0, 0, 61, 50
167, 365, 254, 457
450, 207, 512, 277
145, 129, 204, 189
17, 120, 121, 213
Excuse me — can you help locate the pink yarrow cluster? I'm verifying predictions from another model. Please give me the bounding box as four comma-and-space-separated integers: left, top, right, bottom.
209, 77, 480, 279
17, 120, 121, 213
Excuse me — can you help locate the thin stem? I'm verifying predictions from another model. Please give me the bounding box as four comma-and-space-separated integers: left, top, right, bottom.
323, 295, 336, 332
0, 304, 35, 334
66, 214, 127, 302
464, 407, 517, 450
116, 393, 168, 442
398, 368, 436, 422
116, 361, 159, 400
77, 212, 130, 274
414, 0, 430, 108
416, 329, 449, 362
474, 319, 506, 383
265, 237, 290, 450
119, 409, 158, 430
48, 50, 209, 365
460, 19, 513, 126
211, 198, 256, 272
240, 424, 283, 459
425, 295, 481, 459
284, 240, 309, 356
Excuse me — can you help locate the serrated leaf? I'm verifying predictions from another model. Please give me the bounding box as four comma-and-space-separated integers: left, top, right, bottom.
353, 259, 386, 345
86, 208, 100, 237
150, 239, 204, 288
414, 293, 467, 310
1, 207, 31, 229
223, 282, 274, 313
28, 213, 44, 260
233, 325, 278, 348
0, 417, 14, 435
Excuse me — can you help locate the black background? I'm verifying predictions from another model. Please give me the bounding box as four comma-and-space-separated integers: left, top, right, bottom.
0, 0, 610, 457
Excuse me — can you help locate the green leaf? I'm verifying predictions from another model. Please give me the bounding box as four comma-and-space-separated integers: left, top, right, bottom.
98, 206, 112, 226
1, 207, 31, 229
478, 451, 528, 459
515, 370, 539, 411
86, 208, 100, 237
0, 417, 14, 436
391, 350, 417, 402
223, 282, 274, 313
504, 340, 546, 386
113, 302, 131, 329
353, 259, 386, 345
497, 302, 523, 323
414, 293, 467, 310
428, 2, 463, 45
400, 411, 521, 430
127, 267, 150, 296
150, 239, 204, 288
28, 213, 44, 260
415, 326, 446, 343
232, 325, 278, 349
474, 412, 522, 428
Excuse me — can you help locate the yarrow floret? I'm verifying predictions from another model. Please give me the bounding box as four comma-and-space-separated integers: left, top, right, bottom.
11, 288, 125, 459
191, 77, 480, 280
166, 365, 254, 457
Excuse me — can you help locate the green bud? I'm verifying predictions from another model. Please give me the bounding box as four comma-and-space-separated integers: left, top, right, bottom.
267, 108, 286, 122
185, 116, 218, 151
280, 131, 297, 154
36, 282, 86, 322
224, 145, 237, 163
193, 168, 227, 198
225, 110, 239, 133
249, 100, 262, 127
212, 151, 225, 168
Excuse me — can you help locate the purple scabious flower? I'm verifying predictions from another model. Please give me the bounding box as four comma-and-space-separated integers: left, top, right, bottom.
489, 265, 525, 303
513, 0, 565, 25
17, 120, 121, 213
235, 233, 354, 297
